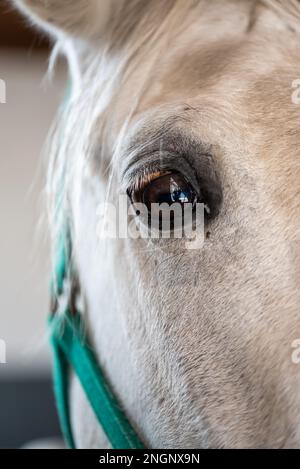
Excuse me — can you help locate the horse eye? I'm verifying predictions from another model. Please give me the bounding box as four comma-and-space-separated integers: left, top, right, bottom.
131, 172, 197, 210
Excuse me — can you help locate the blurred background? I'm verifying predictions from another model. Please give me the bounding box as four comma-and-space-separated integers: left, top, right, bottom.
0, 1, 67, 448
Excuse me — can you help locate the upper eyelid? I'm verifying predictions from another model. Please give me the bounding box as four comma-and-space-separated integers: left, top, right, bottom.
121, 133, 209, 194
123, 151, 175, 193
123, 156, 199, 200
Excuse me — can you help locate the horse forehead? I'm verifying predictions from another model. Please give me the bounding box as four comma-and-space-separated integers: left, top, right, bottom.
107, 2, 300, 133
141, 36, 293, 99
132, 0, 300, 104
142, 40, 244, 101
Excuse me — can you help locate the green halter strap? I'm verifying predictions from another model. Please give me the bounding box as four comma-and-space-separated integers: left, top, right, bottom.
49, 233, 145, 450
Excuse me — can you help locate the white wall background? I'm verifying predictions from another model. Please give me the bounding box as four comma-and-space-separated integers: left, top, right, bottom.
0, 50, 66, 377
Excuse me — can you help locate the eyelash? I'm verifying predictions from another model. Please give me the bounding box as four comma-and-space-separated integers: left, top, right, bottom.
129, 170, 171, 196
124, 146, 202, 202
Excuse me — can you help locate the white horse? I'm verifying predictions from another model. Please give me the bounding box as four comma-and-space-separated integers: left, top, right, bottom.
14, 0, 300, 449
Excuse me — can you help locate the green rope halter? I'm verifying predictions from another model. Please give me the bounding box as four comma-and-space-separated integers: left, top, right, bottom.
49, 232, 145, 449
